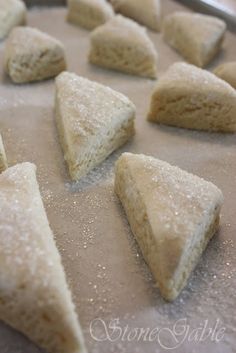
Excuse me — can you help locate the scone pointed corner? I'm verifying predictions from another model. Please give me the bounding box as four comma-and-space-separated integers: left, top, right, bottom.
0, 162, 87, 353
55, 71, 135, 181
89, 15, 158, 79
147, 62, 236, 132
115, 152, 223, 301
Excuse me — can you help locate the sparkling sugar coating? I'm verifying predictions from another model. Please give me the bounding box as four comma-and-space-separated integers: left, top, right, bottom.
148, 62, 236, 132
55, 71, 135, 150
154, 62, 236, 96
0, 162, 60, 285
4, 26, 64, 55
115, 152, 224, 300
0, 162, 86, 353
119, 153, 223, 239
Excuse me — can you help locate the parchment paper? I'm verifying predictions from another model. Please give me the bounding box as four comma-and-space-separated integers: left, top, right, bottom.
0, 2, 235, 353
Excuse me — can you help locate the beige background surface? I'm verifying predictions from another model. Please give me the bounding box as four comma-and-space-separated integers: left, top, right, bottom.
0, 1, 236, 353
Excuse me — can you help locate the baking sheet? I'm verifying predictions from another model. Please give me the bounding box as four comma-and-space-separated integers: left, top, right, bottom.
0, 2, 236, 353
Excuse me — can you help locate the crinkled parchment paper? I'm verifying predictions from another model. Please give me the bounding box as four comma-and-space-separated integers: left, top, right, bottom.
0, 2, 235, 353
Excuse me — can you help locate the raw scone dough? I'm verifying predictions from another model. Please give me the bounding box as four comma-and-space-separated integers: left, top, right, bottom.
0, 162, 86, 353
4, 26, 66, 83
114, 0, 161, 32
214, 62, 236, 89
55, 71, 136, 181
147, 62, 236, 132
115, 152, 223, 301
0, 0, 26, 40
89, 15, 158, 78
0, 134, 8, 173
67, 0, 114, 30
163, 12, 226, 67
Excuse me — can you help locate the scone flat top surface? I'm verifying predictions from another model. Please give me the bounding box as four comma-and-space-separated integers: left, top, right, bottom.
0, 162, 86, 353
4, 26, 64, 57
91, 15, 157, 56
56, 71, 135, 145
155, 62, 236, 96
118, 153, 223, 239
163, 11, 226, 67
0, 162, 61, 285
115, 153, 224, 301
165, 11, 226, 40
115, 153, 223, 290
148, 62, 236, 131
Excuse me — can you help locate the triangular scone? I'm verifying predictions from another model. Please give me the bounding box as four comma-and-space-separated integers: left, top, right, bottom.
67, 0, 114, 30
147, 62, 236, 132
89, 15, 158, 78
115, 0, 161, 32
163, 12, 226, 67
55, 71, 135, 181
0, 0, 26, 40
214, 61, 236, 89
115, 153, 223, 301
0, 134, 8, 173
4, 27, 66, 83
0, 163, 86, 353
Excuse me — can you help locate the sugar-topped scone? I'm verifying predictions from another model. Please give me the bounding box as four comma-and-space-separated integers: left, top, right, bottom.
163, 12, 226, 67
214, 62, 236, 89
147, 62, 236, 132
114, 0, 161, 32
0, 0, 26, 40
0, 134, 8, 173
89, 15, 158, 78
0, 162, 87, 353
55, 71, 135, 181
4, 27, 66, 83
67, 0, 114, 30
115, 153, 223, 301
